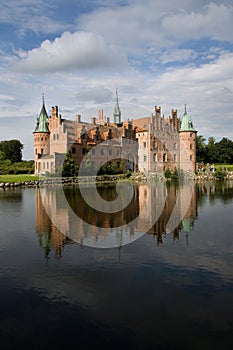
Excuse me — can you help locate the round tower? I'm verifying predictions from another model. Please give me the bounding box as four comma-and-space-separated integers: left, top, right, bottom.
179, 106, 197, 173
33, 98, 50, 174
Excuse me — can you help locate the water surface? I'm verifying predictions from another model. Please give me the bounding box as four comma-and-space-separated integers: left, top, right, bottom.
0, 181, 232, 349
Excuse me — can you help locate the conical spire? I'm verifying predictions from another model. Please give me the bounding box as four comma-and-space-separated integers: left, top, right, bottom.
113, 89, 121, 125
34, 95, 50, 133
180, 105, 196, 132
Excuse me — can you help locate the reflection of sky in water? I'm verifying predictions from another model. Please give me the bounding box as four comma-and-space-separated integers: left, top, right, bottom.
0, 183, 232, 349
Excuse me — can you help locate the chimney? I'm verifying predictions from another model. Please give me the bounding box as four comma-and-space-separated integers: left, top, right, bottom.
52, 106, 58, 117
76, 114, 81, 123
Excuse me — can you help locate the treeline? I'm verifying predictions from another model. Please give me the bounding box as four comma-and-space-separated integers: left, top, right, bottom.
197, 136, 233, 164
0, 139, 34, 174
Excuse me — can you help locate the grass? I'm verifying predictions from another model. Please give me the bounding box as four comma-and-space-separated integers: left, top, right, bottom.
215, 164, 233, 171
0, 174, 39, 183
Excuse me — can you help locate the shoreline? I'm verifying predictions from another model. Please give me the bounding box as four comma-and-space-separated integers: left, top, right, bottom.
0, 173, 233, 189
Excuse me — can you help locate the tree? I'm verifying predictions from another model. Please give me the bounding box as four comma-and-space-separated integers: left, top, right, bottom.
215, 138, 233, 164
62, 152, 77, 177
206, 136, 217, 163
196, 135, 206, 162
0, 140, 23, 163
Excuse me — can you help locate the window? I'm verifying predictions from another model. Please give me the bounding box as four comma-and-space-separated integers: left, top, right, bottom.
190, 143, 193, 150
35, 148, 37, 154
153, 153, 157, 162
57, 134, 59, 140
144, 155, 147, 162
101, 149, 104, 156
190, 155, 193, 161
163, 142, 167, 150
53, 134, 56, 140
174, 154, 177, 162
143, 142, 146, 148
174, 143, 177, 150
47, 162, 49, 169
41, 149, 43, 154
109, 149, 112, 155
117, 150, 121, 156
190, 133, 193, 137
163, 154, 167, 162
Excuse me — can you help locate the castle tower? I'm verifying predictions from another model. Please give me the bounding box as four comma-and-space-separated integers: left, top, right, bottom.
179, 106, 197, 173
113, 89, 122, 125
33, 97, 50, 173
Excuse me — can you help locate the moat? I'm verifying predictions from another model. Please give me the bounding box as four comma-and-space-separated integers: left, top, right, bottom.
0, 181, 233, 349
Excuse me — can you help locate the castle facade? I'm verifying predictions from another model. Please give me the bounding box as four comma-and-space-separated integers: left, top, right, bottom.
33, 93, 197, 175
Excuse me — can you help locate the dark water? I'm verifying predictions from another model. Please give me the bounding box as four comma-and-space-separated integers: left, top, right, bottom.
0, 181, 233, 349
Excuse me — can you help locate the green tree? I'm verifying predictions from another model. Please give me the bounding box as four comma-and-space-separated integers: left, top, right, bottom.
0, 140, 23, 163
215, 138, 233, 164
206, 136, 218, 163
62, 152, 77, 177
196, 135, 206, 162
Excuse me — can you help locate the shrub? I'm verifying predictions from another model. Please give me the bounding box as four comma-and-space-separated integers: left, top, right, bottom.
164, 168, 171, 178
171, 167, 179, 180
214, 170, 226, 180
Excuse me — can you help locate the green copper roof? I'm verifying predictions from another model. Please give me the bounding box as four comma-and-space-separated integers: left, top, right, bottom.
34, 102, 50, 133
180, 107, 196, 132
182, 217, 194, 234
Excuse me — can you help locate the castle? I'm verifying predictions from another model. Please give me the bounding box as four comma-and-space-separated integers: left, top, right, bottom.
33, 92, 197, 175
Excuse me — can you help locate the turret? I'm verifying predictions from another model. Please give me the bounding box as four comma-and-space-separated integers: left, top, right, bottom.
179, 106, 197, 173
33, 97, 50, 173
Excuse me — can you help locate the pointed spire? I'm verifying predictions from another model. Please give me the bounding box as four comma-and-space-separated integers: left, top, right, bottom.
113, 88, 121, 125
34, 97, 50, 133
184, 103, 187, 114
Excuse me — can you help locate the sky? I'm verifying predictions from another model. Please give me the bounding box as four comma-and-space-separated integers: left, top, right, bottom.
0, 0, 233, 159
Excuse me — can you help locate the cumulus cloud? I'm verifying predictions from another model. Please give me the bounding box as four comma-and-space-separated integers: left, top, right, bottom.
13, 31, 128, 73
78, 0, 233, 58
162, 3, 233, 41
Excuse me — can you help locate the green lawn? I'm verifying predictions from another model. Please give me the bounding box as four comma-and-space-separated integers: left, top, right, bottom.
215, 164, 233, 171
0, 174, 39, 183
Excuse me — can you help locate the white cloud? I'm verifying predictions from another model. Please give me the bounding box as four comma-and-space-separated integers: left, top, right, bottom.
13, 31, 128, 73
162, 3, 233, 41
160, 49, 196, 64
1, 0, 233, 158
0, 0, 66, 36
75, 86, 114, 104
77, 0, 233, 59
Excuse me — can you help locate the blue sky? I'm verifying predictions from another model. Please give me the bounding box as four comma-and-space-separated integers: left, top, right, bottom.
0, 0, 233, 159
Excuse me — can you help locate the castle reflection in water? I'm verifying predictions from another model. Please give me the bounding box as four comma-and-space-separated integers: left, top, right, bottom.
35, 181, 233, 259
